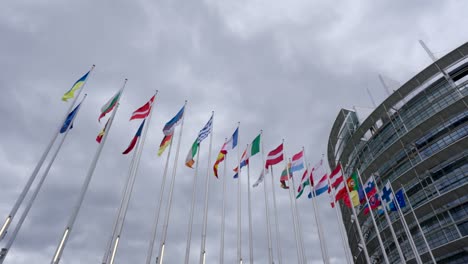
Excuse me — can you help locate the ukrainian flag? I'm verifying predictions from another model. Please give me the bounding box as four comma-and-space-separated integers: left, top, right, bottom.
62, 71, 90, 102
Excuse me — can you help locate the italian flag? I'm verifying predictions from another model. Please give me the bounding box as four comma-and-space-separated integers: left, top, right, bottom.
99, 91, 121, 122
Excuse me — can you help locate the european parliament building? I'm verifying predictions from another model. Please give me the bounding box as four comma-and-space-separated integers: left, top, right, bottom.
327, 42, 468, 263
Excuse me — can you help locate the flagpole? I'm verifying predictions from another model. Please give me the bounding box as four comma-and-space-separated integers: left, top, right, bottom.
339, 163, 371, 263
219, 138, 227, 264
305, 162, 329, 264
102, 146, 137, 264
289, 152, 307, 264
198, 111, 214, 264
0, 95, 87, 263
387, 183, 422, 264
246, 144, 254, 264
236, 122, 242, 264
285, 158, 302, 264
108, 91, 158, 264
51, 79, 125, 264
326, 169, 353, 264
372, 175, 405, 263
184, 145, 201, 264
269, 166, 283, 264
401, 185, 436, 263
260, 132, 273, 264
157, 101, 187, 264
356, 170, 390, 264
146, 133, 175, 264
0, 65, 95, 241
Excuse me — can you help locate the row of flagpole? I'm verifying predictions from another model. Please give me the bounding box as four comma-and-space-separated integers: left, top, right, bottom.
0, 64, 368, 264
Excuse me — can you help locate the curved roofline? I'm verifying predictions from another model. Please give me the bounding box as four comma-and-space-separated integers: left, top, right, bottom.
327, 41, 468, 168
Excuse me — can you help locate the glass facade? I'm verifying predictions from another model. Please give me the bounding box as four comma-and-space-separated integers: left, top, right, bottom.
328, 46, 468, 263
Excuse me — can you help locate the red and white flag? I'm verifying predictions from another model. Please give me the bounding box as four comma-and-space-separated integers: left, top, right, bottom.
329, 164, 342, 181
265, 143, 284, 168
130, 95, 155, 120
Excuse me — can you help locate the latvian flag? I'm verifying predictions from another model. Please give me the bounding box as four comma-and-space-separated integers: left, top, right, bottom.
130, 95, 155, 120
265, 143, 284, 169
122, 120, 145, 154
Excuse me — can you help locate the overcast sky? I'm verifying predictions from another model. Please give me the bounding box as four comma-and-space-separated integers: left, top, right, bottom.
1, 1, 468, 263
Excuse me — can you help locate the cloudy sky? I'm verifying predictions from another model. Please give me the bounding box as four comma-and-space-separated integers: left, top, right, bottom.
1, 1, 468, 263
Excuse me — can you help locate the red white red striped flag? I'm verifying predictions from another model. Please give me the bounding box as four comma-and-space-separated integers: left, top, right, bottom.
329, 164, 342, 180
265, 143, 284, 169
130, 95, 155, 120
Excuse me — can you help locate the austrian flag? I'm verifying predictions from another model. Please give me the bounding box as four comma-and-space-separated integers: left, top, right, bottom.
130, 95, 155, 120
265, 143, 284, 169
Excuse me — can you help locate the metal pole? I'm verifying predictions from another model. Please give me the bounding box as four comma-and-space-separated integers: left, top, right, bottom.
372, 175, 406, 263
219, 140, 227, 264
307, 164, 330, 264
285, 158, 302, 264
246, 145, 254, 264
269, 166, 283, 264
0, 65, 95, 241
0, 96, 87, 263
388, 183, 422, 264
184, 146, 201, 264
401, 186, 436, 263
198, 111, 214, 264
145, 135, 174, 264
260, 132, 273, 264
236, 123, 242, 264
356, 171, 390, 264
289, 167, 307, 264
51, 79, 125, 264
157, 101, 187, 264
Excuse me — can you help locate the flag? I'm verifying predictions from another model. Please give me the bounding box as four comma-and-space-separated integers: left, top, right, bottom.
361, 176, 377, 204
296, 169, 311, 199
96, 119, 110, 143
213, 127, 238, 177
252, 169, 267, 187
163, 105, 185, 135
158, 134, 173, 156
344, 190, 361, 207
280, 163, 291, 189
331, 174, 344, 188
99, 90, 121, 122
363, 194, 381, 215
185, 114, 213, 168
329, 164, 342, 180
62, 71, 90, 102
381, 182, 406, 211
308, 174, 328, 198
233, 133, 260, 178
122, 120, 145, 154
388, 190, 406, 211
60, 103, 81, 133
347, 172, 360, 191
233, 148, 248, 178
265, 143, 283, 169
290, 150, 304, 173
130, 95, 155, 120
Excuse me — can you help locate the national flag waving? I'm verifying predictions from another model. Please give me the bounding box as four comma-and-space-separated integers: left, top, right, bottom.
60, 103, 81, 133
265, 143, 283, 169
130, 95, 155, 120
363, 193, 381, 215
252, 169, 268, 188
122, 120, 145, 154
62, 71, 90, 102
158, 134, 173, 156
163, 105, 185, 135
308, 174, 328, 198
96, 119, 110, 143
329, 164, 342, 181
99, 90, 121, 122
296, 169, 311, 199
213, 127, 238, 178
233, 133, 261, 178
290, 150, 304, 173
381, 182, 406, 211
185, 114, 213, 168
279, 163, 291, 189
362, 176, 377, 203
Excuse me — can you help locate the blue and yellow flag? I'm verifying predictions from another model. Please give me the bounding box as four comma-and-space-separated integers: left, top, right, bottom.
62, 71, 90, 102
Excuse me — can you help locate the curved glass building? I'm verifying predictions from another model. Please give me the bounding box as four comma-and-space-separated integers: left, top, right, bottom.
327, 42, 468, 263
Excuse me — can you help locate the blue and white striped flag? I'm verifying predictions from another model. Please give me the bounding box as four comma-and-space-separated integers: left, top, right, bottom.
185, 114, 213, 168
